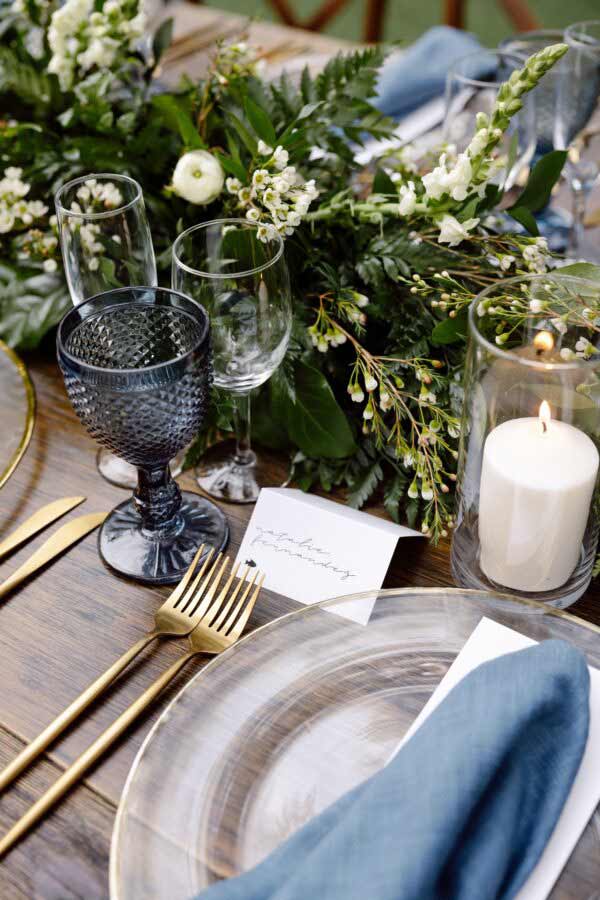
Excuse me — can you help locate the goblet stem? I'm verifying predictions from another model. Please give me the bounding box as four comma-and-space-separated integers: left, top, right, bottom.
569, 184, 587, 259
233, 393, 255, 466
134, 464, 182, 534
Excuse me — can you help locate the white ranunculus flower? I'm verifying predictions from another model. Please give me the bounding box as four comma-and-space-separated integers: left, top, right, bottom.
171, 150, 224, 205
437, 214, 479, 247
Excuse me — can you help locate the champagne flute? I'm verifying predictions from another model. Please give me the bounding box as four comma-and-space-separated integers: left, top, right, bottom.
172, 219, 292, 503
54, 173, 183, 487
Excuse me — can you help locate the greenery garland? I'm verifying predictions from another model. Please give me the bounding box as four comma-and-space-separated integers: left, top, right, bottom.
1, 0, 590, 539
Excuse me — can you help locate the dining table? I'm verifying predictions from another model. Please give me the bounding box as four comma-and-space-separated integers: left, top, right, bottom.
2, 4, 600, 898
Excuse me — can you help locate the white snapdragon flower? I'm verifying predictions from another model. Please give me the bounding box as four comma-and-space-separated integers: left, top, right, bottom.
422, 153, 450, 201
437, 214, 479, 247
398, 181, 417, 216
446, 153, 472, 202
466, 128, 489, 158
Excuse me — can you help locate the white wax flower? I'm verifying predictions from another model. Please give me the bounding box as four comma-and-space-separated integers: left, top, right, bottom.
257, 140, 273, 156
437, 214, 479, 247
171, 150, 224, 205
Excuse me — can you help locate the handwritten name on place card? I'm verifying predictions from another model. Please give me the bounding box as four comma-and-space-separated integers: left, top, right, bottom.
235, 489, 422, 623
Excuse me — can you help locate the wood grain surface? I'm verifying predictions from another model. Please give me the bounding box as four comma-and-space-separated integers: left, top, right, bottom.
1, 7, 600, 897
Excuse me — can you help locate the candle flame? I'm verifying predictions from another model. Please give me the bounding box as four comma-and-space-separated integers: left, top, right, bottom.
533, 330, 554, 353
539, 400, 551, 434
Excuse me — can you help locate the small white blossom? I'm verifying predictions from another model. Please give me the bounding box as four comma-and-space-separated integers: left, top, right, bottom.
364, 374, 378, 392
551, 317, 567, 335
560, 348, 576, 360
43, 258, 58, 272
272, 146, 289, 171
225, 177, 242, 194
529, 298, 543, 313
257, 140, 273, 156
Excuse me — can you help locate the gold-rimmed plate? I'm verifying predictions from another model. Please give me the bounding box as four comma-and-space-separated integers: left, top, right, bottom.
110, 588, 600, 899
0, 340, 35, 489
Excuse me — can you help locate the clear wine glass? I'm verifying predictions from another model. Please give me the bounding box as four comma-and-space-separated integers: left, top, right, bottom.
444, 50, 536, 191
559, 20, 600, 261
57, 286, 229, 584
54, 173, 183, 488
172, 219, 292, 503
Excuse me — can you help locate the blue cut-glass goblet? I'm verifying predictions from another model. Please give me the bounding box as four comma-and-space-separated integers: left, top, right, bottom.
57, 286, 229, 584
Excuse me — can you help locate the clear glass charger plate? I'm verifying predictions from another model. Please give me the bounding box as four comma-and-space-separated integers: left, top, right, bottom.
0, 340, 35, 490
110, 588, 600, 900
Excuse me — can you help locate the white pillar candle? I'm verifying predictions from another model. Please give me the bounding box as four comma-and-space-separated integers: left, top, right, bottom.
479, 401, 599, 592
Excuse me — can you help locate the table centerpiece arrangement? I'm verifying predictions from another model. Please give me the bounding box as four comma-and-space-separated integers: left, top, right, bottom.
1, 0, 599, 547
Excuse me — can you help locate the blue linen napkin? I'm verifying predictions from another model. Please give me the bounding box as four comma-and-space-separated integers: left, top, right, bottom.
198, 639, 590, 900
375, 25, 485, 119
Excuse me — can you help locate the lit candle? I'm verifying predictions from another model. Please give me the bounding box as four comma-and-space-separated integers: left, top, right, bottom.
478, 401, 599, 592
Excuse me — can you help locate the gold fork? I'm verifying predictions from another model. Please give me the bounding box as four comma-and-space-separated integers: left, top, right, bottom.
0, 543, 224, 792
0, 557, 263, 858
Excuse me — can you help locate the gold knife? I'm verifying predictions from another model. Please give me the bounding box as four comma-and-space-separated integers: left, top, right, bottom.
0, 512, 107, 601
0, 496, 86, 561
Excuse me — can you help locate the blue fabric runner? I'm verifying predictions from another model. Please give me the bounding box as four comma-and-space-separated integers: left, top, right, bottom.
375, 26, 484, 120
198, 639, 589, 900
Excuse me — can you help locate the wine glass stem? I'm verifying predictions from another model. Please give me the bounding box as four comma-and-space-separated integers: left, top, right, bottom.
233, 393, 254, 466
570, 184, 587, 258
134, 464, 182, 533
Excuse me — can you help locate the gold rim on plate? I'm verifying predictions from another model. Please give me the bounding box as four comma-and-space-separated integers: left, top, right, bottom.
0, 340, 36, 490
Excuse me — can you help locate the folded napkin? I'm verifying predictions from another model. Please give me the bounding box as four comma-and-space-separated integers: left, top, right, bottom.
198, 639, 589, 900
375, 25, 485, 120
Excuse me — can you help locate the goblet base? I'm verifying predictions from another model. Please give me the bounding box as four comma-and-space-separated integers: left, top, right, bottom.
196, 440, 290, 504
97, 448, 184, 490
98, 492, 229, 585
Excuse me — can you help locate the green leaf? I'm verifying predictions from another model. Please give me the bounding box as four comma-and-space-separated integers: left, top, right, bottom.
558, 263, 600, 281
510, 150, 567, 213
0, 266, 70, 350
283, 363, 356, 459
225, 110, 257, 156
0, 44, 54, 111
347, 462, 383, 509
383, 472, 406, 522
507, 205, 539, 235
373, 168, 396, 195
216, 152, 247, 183
151, 94, 205, 149
244, 96, 277, 147
431, 307, 469, 345
152, 18, 173, 66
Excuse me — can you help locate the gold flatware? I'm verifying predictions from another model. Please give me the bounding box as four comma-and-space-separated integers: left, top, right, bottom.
0, 544, 217, 791
0, 511, 106, 603
0, 496, 86, 561
0, 558, 264, 858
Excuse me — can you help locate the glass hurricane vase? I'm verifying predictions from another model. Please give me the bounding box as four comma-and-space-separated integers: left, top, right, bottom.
57, 286, 228, 585
451, 273, 600, 609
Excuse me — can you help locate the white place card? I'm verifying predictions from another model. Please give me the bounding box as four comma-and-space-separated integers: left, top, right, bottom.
234, 488, 422, 623
390, 617, 600, 899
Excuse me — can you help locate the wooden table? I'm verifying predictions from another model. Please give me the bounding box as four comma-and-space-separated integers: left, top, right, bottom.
2, 9, 600, 899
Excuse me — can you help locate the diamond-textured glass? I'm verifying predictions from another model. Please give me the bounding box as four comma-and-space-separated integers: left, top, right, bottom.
54, 172, 185, 489
172, 219, 292, 503
57, 287, 228, 585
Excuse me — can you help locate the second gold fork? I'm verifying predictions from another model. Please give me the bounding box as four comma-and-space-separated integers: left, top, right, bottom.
0, 543, 225, 792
